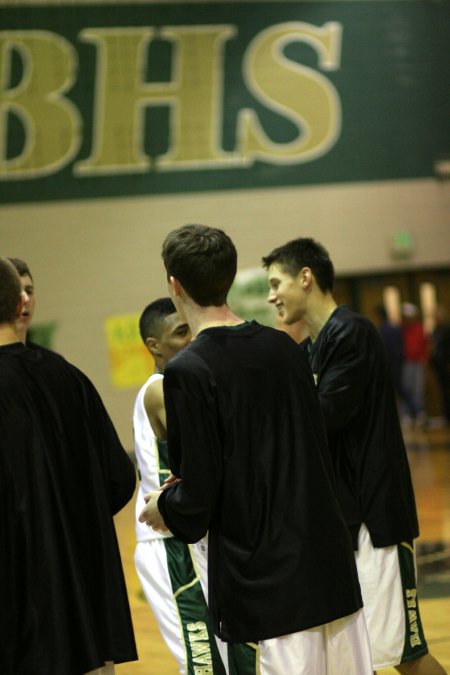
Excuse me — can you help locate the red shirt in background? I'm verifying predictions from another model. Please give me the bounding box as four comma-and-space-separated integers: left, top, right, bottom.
403, 321, 429, 362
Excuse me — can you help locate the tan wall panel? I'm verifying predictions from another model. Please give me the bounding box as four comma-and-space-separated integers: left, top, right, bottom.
1, 178, 449, 447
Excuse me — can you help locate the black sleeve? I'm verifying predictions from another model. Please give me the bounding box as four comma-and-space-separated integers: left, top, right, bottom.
158, 354, 222, 543
83, 374, 136, 515
99, 400, 136, 515
315, 329, 368, 432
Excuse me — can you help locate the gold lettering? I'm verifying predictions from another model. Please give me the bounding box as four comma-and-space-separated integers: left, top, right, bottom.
157, 25, 237, 169
76, 25, 236, 175
238, 21, 342, 164
0, 30, 81, 178
406, 588, 417, 608
193, 655, 212, 663
408, 610, 417, 623
75, 27, 154, 174
410, 634, 422, 648
191, 643, 212, 660
187, 625, 213, 670
407, 590, 422, 648
187, 621, 206, 632
189, 629, 210, 642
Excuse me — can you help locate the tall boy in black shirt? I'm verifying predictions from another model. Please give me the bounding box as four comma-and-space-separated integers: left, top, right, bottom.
140, 224, 372, 674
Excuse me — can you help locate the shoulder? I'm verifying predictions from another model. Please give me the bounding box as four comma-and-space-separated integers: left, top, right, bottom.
26, 341, 64, 357
314, 307, 382, 363
165, 344, 210, 383
40, 350, 111, 409
332, 305, 368, 327
137, 371, 163, 396
133, 371, 163, 409
27, 345, 86, 387
143, 375, 164, 409
327, 306, 377, 340
241, 322, 302, 352
164, 358, 212, 407
259, 323, 297, 342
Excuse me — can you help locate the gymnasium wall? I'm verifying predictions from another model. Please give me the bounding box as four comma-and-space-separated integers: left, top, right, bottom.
1, 0, 449, 448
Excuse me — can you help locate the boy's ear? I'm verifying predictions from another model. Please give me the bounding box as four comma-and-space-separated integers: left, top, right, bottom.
145, 336, 160, 357
298, 267, 312, 289
169, 275, 183, 297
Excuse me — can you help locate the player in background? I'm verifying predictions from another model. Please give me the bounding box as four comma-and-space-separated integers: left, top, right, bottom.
133, 298, 226, 674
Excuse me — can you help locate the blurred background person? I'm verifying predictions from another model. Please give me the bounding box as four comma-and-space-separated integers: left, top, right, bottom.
401, 302, 429, 430
375, 305, 410, 408
430, 306, 450, 427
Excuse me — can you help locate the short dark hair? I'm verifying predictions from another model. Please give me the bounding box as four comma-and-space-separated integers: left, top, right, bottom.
139, 298, 176, 342
0, 256, 22, 324
8, 257, 33, 281
162, 224, 237, 306
262, 237, 334, 292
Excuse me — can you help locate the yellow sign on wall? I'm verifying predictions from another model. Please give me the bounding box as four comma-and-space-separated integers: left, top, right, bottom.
104, 313, 154, 388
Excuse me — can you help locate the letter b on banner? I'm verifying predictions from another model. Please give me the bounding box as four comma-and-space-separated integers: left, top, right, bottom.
0, 31, 81, 179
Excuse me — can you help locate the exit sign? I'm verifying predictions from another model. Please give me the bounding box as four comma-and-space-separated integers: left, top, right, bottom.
391, 231, 414, 259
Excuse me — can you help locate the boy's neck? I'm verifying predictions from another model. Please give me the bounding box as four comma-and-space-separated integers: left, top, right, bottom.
305, 293, 337, 343
0, 323, 21, 347
186, 304, 245, 338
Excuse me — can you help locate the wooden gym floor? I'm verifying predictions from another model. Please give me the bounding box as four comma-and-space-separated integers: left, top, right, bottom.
115, 426, 450, 674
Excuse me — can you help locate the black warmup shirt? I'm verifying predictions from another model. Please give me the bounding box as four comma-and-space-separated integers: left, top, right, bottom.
302, 306, 419, 549
0, 343, 137, 675
158, 321, 363, 643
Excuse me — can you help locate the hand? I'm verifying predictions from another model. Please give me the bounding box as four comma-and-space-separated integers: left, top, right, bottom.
161, 473, 182, 491
139, 491, 169, 532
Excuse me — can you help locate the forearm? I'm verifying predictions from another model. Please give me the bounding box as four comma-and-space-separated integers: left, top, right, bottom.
158, 484, 211, 543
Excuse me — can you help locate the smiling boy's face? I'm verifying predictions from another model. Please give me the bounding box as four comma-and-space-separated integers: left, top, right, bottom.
267, 263, 305, 326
